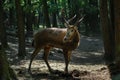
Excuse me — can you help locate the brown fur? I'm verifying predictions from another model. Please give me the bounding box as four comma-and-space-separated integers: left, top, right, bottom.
28, 27, 80, 73
33, 28, 80, 50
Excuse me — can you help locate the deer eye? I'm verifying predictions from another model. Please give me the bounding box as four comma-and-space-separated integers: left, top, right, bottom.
71, 30, 74, 32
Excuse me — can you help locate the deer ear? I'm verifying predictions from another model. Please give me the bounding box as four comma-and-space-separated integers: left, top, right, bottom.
75, 26, 78, 29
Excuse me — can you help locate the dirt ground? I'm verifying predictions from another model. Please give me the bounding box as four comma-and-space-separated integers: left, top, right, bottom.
6, 35, 112, 80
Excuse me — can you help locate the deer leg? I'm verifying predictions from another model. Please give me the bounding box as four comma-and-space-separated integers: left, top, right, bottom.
28, 47, 41, 73
43, 46, 53, 72
63, 50, 72, 73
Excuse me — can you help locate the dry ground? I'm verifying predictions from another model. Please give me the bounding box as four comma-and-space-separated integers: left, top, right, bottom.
7, 35, 112, 80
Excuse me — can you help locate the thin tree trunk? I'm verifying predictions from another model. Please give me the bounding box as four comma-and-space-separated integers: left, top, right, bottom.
100, 0, 114, 63
15, 0, 26, 59
114, 0, 120, 67
109, 0, 115, 61
42, 0, 51, 27
9, 0, 15, 27
51, 0, 57, 27
0, 0, 8, 48
25, 0, 33, 36
89, 0, 99, 34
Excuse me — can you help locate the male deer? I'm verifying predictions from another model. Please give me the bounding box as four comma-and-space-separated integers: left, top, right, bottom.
28, 16, 84, 73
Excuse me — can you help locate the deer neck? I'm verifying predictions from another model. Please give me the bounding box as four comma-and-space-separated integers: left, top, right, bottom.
64, 30, 80, 50
72, 30, 80, 46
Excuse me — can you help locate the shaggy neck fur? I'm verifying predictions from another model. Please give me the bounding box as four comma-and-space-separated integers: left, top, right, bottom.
63, 29, 80, 50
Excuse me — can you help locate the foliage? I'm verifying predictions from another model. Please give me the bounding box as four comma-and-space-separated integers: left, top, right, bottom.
2, 0, 100, 34
2, 0, 15, 14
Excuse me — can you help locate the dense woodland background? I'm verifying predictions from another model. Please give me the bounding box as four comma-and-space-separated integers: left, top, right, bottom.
0, 0, 120, 79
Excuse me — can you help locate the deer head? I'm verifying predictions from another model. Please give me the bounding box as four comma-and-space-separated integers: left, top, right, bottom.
63, 16, 84, 43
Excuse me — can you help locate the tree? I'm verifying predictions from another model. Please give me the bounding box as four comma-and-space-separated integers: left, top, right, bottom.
68, 0, 80, 23
25, 0, 33, 36
83, 0, 99, 35
51, 0, 57, 27
88, 0, 99, 34
9, 0, 16, 27
0, 46, 18, 80
114, 0, 120, 67
15, 0, 26, 59
99, 0, 115, 63
42, 0, 51, 27
0, 0, 8, 48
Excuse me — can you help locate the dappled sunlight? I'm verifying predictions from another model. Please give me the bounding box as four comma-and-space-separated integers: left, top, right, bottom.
11, 59, 107, 73
6, 34, 110, 80
1, 0, 118, 79
7, 35, 105, 65
11, 59, 110, 80
8, 42, 18, 52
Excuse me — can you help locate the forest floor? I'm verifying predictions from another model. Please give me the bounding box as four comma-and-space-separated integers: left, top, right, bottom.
6, 35, 112, 80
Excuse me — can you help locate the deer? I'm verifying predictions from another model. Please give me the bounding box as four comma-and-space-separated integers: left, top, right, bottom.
28, 15, 84, 74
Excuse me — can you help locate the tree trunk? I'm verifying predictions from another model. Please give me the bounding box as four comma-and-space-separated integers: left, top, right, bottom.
68, 0, 71, 17
52, 12, 57, 27
109, 0, 115, 57
42, 0, 51, 27
25, 0, 33, 36
9, 0, 15, 27
89, 0, 99, 34
114, 0, 120, 67
15, 0, 26, 59
0, 46, 18, 80
51, 0, 57, 27
0, 0, 8, 48
100, 0, 114, 63
68, 0, 80, 24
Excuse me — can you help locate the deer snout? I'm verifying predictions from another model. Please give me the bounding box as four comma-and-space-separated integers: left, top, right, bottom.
63, 37, 72, 43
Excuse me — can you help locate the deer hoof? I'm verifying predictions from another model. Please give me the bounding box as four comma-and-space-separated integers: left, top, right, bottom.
49, 69, 54, 73
28, 69, 32, 75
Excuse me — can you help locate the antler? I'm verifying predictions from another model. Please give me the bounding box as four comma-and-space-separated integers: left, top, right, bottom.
74, 15, 85, 26
67, 15, 76, 23
64, 14, 77, 25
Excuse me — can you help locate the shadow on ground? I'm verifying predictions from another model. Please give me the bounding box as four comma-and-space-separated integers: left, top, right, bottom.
7, 35, 112, 80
